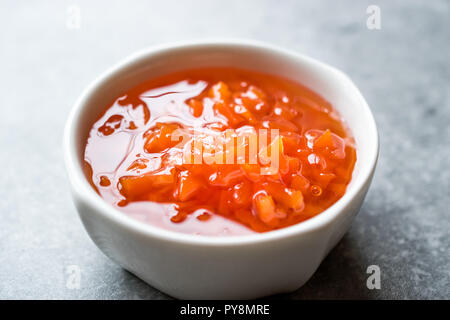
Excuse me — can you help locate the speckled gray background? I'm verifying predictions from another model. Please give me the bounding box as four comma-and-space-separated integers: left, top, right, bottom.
0, 0, 449, 299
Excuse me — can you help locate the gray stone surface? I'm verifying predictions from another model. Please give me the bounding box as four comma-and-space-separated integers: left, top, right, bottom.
0, 0, 449, 299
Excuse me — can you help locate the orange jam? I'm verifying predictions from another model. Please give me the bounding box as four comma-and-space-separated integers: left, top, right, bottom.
84, 68, 356, 235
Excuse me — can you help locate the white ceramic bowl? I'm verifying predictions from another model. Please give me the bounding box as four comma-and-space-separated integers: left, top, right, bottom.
64, 40, 379, 299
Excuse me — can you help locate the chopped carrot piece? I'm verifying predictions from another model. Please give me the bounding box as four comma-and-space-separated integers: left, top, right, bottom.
187, 98, 204, 117
240, 164, 263, 182
231, 181, 252, 207
99, 176, 111, 187
335, 147, 356, 177
127, 158, 149, 171
253, 192, 277, 225
214, 102, 245, 127
196, 212, 211, 221
315, 172, 336, 188
152, 173, 176, 187
208, 166, 246, 187
235, 209, 254, 226
314, 129, 334, 149
144, 123, 181, 153
119, 172, 174, 200
291, 174, 310, 192
98, 114, 124, 136
170, 212, 187, 223
233, 104, 257, 124
177, 171, 204, 201
217, 190, 231, 216
313, 129, 347, 160
209, 81, 231, 102
263, 118, 299, 132
265, 182, 304, 212
278, 154, 300, 175
280, 133, 301, 155
273, 104, 299, 120
127, 121, 137, 130
246, 85, 266, 100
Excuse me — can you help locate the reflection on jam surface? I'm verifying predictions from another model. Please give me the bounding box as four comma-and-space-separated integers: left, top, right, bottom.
84, 67, 356, 236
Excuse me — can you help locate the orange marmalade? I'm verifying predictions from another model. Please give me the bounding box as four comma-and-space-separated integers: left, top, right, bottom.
84, 68, 356, 236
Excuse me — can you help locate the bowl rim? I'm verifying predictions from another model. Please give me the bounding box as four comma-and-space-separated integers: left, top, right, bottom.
64, 38, 379, 247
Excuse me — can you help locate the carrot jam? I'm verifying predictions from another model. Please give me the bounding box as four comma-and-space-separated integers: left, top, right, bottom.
84, 68, 356, 236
